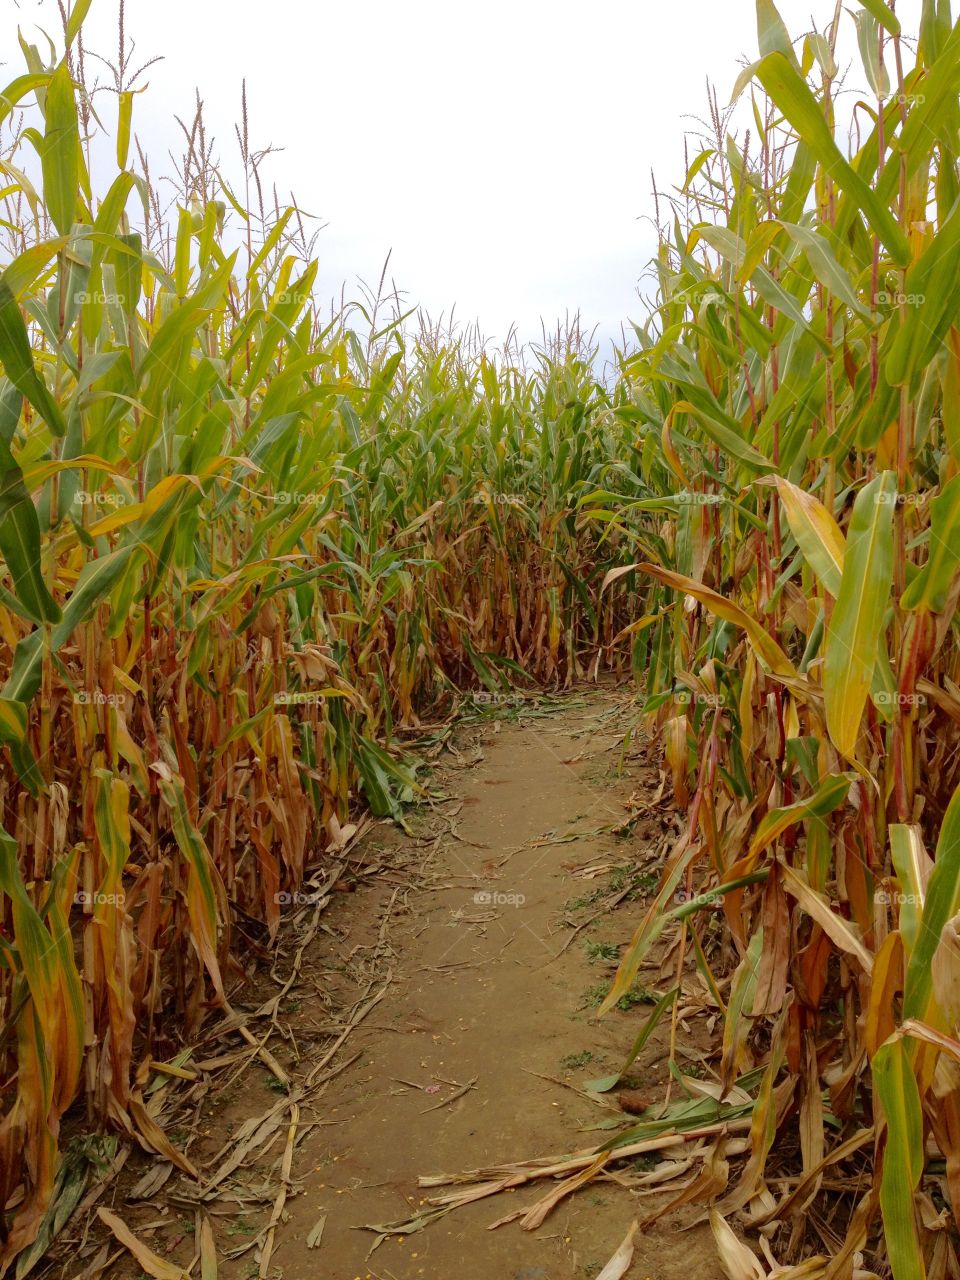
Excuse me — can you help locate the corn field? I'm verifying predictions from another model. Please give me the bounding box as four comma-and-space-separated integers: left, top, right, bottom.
2, 0, 960, 1276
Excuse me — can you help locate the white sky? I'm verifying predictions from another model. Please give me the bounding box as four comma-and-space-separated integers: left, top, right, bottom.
8, 0, 925, 347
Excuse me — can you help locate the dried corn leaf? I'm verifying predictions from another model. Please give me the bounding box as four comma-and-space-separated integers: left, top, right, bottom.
596, 1220, 639, 1280
96, 1209, 187, 1280
710, 1208, 766, 1280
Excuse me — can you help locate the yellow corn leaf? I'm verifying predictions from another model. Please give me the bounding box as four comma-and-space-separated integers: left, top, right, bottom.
768, 475, 845, 597
637, 564, 796, 678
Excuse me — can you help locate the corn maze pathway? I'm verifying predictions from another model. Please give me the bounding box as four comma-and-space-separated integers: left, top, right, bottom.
93, 687, 724, 1280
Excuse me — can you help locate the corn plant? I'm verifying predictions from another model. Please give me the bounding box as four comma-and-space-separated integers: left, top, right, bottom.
587, 2, 960, 1275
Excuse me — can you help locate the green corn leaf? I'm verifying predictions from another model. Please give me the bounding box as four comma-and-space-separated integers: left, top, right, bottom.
40, 62, 79, 237
804, 32, 839, 78
855, 11, 891, 98
873, 1038, 925, 1280
919, 0, 952, 64
64, 0, 94, 47
116, 90, 133, 170
0, 437, 61, 624
0, 73, 51, 130
778, 221, 871, 317
174, 206, 192, 298
757, 0, 800, 66
2, 543, 138, 706
598, 865, 769, 1018
885, 195, 960, 390
901, 474, 960, 612
673, 399, 774, 473
754, 52, 909, 263
1, 238, 68, 298
878, 21, 960, 207
823, 472, 896, 759
889, 825, 931, 962
0, 824, 83, 1101
585, 987, 679, 1092
859, 0, 901, 36
0, 281, 66, 435
721, 929, 764, 1082
746, 772, 854, 864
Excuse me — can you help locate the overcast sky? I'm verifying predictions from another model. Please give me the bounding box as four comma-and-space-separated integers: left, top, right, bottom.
8, 0, 925, 347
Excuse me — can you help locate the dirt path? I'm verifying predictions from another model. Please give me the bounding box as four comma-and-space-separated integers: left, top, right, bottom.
209, 686, 719, 1280
72, 687, 724, 1280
